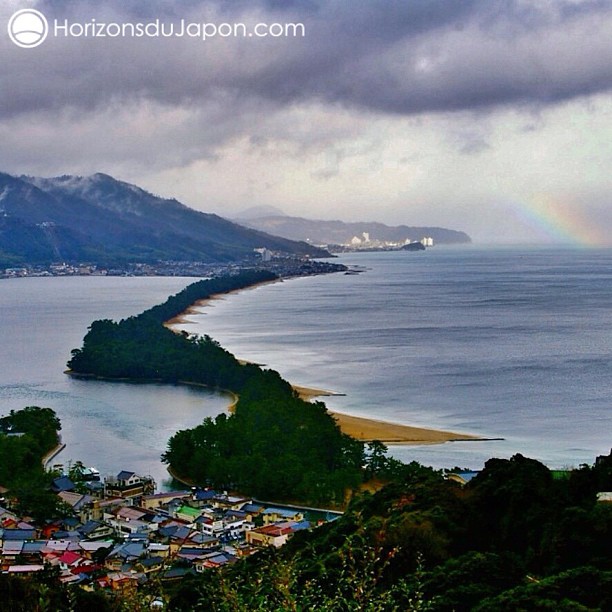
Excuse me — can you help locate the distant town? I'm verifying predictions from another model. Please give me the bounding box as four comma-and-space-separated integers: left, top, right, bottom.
325, 233, 432, 253
0, 236, 434, 280
0, 252, 349, 280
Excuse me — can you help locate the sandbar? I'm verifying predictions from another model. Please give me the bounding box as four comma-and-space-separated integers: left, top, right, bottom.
328, 412, 479, 444
292, 386, 480, 444
164, 279, 281, 327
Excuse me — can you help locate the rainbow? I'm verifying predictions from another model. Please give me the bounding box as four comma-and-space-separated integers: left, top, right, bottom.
511, 195, 609, 247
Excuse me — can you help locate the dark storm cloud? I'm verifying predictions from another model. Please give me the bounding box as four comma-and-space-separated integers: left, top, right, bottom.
1, 0, 611, 120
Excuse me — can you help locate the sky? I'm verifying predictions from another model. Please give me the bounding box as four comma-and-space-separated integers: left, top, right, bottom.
1, 0, 611, 244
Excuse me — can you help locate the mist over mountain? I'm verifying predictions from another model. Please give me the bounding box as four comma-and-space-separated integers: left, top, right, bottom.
237, 214, 471, 246
0, 173, 328, 267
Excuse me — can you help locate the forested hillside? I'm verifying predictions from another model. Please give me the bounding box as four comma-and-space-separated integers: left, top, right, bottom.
0, 406, 66, 522
0, 172, 329, 266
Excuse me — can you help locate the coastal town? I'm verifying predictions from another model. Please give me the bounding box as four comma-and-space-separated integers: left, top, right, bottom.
0, 465, 341, 596
0, 232, 436, 281
0, 253, 348, 280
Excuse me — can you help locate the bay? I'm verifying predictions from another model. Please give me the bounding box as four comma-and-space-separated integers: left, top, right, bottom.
0, 276, 229, 489
2, 247, 611, 483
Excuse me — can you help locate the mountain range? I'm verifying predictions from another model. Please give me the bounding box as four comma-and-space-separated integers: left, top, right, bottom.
0, 173, 328, 267
237, 213, 471, 246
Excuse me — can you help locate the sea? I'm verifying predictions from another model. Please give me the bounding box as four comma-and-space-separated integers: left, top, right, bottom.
1, 246, 611, 490
174, 246, 612, 471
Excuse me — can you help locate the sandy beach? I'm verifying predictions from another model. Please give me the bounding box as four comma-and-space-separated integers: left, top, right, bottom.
213, 372, 479, 445
164, 295, 224, 326
291, 386, 480, 444
328, 412, 479, 444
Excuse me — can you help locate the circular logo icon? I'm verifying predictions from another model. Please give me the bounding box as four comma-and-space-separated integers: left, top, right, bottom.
7, 8, 48, 48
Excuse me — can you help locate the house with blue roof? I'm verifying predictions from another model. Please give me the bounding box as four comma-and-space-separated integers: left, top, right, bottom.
105, 540, 148, 570
289, 520, 311, 532
190, 488, 217, 507
78, 520, 113, 540
136, 556, 165, 574
21, 541, 46, 559
2, 528, 36, 540
242, 503, 264, 517
51, 475, 76, 493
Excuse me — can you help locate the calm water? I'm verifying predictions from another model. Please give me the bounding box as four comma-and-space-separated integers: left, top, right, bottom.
0, 276, 229, 489
1, 248, 611, 481
174, 247, 612, 470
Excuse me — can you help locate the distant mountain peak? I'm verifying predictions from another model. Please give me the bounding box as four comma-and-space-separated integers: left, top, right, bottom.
0, 171, 329, 267
92, 172, 113, 180
236, 205, 287, 220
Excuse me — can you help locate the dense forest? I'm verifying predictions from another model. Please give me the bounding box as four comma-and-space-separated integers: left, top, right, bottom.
0, 406, 66, 522
67, 271, 364, 505
68, 269, 280, 386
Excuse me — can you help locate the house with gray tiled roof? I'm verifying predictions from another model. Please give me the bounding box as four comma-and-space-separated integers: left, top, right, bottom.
57, 491, 98, 522
105, 540, 148, 571
78, 520, 114, 540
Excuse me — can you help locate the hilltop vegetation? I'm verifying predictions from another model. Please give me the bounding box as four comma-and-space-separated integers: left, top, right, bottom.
169, 452, 612, 611
1, 446, 611, 610
68, 270, 278, 385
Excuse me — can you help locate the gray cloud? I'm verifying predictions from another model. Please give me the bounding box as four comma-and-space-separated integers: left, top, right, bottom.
1, 0, 611, 246
1, 0, 611, 123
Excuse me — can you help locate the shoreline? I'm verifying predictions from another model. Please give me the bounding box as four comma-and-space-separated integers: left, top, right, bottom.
69, 270, 488, 450
329, 412, 481, 445
165, 287, 486, 445
42, 436, 66, 470
164, 278, 282, 327
65, 370, 240, 412
292, 386, 482, 445
66, 370, 482, 445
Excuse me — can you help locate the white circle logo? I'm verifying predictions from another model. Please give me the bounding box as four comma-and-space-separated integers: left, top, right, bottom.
7, 9, 48, 48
